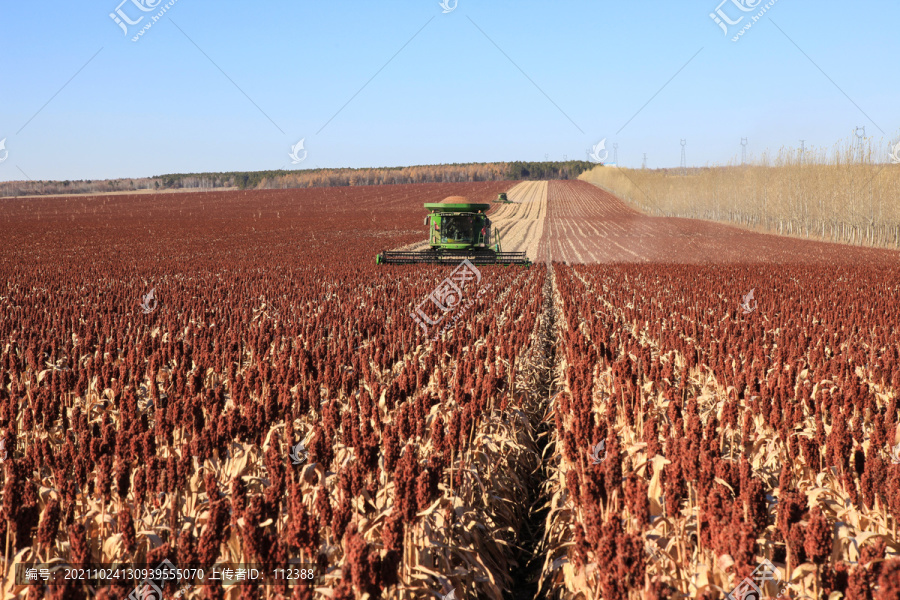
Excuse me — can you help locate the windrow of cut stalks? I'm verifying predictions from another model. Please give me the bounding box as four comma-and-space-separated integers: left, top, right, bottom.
0, 183, 544, 600
539, 263, 900, 600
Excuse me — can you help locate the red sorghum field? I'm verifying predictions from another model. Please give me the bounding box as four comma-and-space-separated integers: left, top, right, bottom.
0, 180, 898, 600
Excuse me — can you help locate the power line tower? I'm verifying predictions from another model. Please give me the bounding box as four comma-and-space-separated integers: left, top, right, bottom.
613, 143, 618, 165
642, 153, 647, 170
740, 138, 748, 165
680, 139, 686, 174
799, 140, 805, 165
855, 126, 866, 162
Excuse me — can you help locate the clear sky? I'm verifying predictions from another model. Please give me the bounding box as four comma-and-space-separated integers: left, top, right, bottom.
1, 0, 898, 181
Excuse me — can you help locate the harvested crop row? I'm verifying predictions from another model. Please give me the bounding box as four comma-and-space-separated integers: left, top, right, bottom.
487, 181, 548, 261
543, 180, 900, 265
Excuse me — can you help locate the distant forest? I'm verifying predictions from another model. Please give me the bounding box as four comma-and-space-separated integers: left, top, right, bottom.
0, 161, 595, 197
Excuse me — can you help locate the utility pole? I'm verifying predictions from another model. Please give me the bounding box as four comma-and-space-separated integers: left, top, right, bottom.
855, 126, 866, 162
642, 153, 647, 170
613, 143, 618, 165
680, 139, 687, 174
741, 138, 748, 165
799, 140, 805, 165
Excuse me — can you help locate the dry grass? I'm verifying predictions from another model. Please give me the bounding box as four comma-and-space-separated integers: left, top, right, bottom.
580, 136, 900, 248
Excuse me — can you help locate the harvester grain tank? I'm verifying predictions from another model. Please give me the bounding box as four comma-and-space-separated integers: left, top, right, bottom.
376, 196, 530, 266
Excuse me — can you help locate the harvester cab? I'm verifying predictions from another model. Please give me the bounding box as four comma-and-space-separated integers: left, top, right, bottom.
376, 196, 530, 266
428, 206, 487, 249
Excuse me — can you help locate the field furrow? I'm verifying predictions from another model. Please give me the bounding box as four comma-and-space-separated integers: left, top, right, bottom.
544, 180, 900, 265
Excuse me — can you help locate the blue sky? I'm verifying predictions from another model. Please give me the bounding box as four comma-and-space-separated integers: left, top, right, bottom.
1, 0, 898, 181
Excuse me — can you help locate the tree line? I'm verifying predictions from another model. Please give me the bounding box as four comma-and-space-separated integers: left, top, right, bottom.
0, 161, 595, 197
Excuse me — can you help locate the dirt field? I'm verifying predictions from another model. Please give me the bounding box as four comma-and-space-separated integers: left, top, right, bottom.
537, 180, 898, 264
486, 181, 547, 260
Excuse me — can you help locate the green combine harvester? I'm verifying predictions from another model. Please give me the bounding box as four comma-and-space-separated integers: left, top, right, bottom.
376, 195, 530, 266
